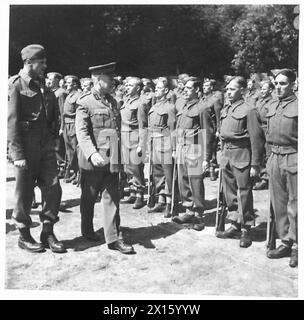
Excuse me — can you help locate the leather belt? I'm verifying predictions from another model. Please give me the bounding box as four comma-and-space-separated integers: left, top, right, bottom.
271, 145, 297, 154
223, 140, 250, 149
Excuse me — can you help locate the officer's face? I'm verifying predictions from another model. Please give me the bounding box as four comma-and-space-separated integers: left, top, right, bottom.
93, 74, 113, 94
203, 82, 212, 95
274, 74, 294, 99
260, 83, 272, 98
183, 81, 198, 101
126, 79, 140, 97
226, 80, 243, 103
154, 81, 168, 99
30, 58, 47, 78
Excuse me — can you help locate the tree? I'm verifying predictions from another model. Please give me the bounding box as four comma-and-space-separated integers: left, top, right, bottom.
231, 5, 298, 77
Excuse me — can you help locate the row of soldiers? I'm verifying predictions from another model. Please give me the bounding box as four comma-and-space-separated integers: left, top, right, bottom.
7, 44, 297, 268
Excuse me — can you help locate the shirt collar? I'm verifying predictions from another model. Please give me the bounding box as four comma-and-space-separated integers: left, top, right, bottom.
19, 69, 35, 87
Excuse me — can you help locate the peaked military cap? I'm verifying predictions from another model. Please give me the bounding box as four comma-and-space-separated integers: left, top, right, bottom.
21, 44, 46, 61
88, 62, 116, 75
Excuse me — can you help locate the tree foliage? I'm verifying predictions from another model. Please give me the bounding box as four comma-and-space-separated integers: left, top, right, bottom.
231, 5, 298, 77
9, 5, 298, 79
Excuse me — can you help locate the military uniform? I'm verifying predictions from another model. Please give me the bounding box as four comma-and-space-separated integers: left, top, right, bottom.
148, 98, 176, 207
61, 89, 82, 176
266, 94, 297, 247
53, 87, 67, 163
244, 89, 260, 107
8, 69, 62, 229
254, 95, 273, 186
219, 99, 264, 227
75, 88, 121, 242
120, 95, 150, 200
175, 98, 213, 215
201, 92, 223, 179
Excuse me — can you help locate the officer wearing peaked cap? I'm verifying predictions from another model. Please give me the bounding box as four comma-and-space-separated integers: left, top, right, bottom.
75, 62, 134, 254
7, 44, 65, 253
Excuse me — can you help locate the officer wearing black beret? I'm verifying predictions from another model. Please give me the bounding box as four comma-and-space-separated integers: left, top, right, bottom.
75, 62, 135, 254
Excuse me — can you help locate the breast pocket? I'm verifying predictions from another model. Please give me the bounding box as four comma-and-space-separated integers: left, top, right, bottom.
281, 107, 298, 138
90, 109, 111, 128
185, 111, 200, 128
231, 111, 247, 132
156, 110, 169, 127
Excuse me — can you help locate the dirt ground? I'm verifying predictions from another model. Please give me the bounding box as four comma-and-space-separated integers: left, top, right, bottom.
5, 161, 298, 298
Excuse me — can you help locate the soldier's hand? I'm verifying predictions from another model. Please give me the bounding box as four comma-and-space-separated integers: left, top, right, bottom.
90, 152, 105, 167
136, 146, 142, 157
202, 160, 209, 173
14, 159, 28, 170
250, 165, 260, 178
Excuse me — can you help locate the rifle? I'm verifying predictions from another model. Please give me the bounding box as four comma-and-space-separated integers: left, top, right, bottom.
266, 198, 276, 250
170, 158, 177, 216
215, 168, 227, 233
146, 137, 154, 209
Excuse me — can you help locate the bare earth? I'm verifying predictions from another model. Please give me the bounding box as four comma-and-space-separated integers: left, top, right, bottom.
5, 162, 297, 297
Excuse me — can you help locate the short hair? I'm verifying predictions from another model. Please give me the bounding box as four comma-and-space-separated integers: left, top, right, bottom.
203, 78, 216, 87
128, 77, 143, 89
47, 72, 62, 81
157, 77, 170, 89
65, 75, 81, 88
229, 76, 247, 89
276, 69, 296, 83
80, 77, 93, 85
186, 76, 201, 90
260, 80, 275, 90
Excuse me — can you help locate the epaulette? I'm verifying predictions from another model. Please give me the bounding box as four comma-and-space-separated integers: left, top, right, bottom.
8, 74, 20, 85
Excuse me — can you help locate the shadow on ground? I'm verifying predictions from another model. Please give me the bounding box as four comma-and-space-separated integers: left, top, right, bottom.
62, 222, 183, 251
121, 222, 183, 249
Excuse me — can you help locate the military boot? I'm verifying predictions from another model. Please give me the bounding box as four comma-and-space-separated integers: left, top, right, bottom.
40, 223, 66, 253
18, 228, 45, 253
133, 194, 145, 209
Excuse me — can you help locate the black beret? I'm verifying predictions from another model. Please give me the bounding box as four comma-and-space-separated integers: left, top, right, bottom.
89, 62, 116, 75
21, 44, 46, 61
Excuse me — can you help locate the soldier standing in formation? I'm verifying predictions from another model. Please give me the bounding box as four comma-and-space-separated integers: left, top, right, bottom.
120, 77, 150, 209
75, 62, 134, 254
8, 44, 65, 253
216, 77, 265, 248
244, 78, 260, 107
201, 79, 223, 181
266, 69, 298, 268
172, 77, 213, 230
253, 80, 274, 190
46, 71, 67, 178
147, 77, 176, 217
60, 75, 81, 184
